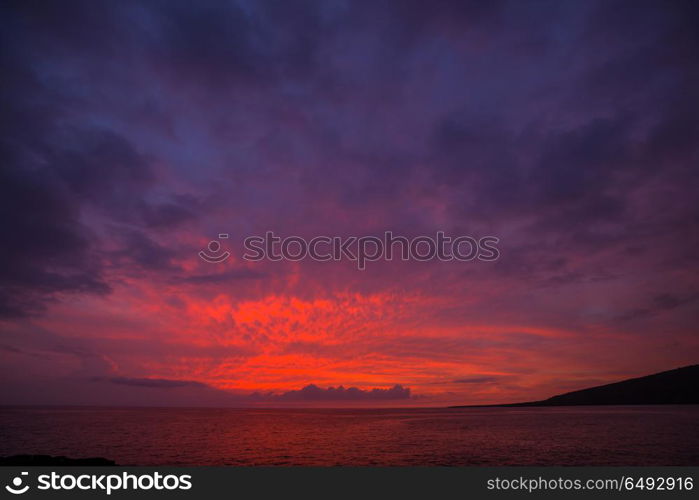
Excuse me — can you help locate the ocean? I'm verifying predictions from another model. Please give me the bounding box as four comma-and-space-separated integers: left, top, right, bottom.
1, 405, 697, 466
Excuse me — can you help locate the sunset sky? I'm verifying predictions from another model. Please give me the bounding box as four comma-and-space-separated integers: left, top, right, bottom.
1, 0, 697, 407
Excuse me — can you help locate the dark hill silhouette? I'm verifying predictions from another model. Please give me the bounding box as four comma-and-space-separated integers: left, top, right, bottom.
451, 365, 699, 408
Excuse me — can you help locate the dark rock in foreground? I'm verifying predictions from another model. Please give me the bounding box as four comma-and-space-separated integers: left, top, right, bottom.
451, 364, 699, 408
0, 455, 116, 466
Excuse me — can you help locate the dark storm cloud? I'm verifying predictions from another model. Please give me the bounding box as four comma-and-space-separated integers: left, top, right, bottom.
0, 164, 110, 317
0, 9, 109, 317
108, 229, 179, 272
0, 1, 201, 316
616, 292, 699, 323
2, 374, 414, 406
102, 376, 208, 389
104, 380, 412, 402
141, 195, 200, 229
422, 0, 697, 244
252, 384, 411, 402
49, 129, 153, 206
0, 110, 160, 316
453, 376, 499, 384
0, 344, 29, 355
148, 0, 329, 87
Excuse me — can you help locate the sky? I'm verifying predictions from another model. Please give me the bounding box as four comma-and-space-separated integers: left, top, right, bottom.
1, 0, 697, 407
